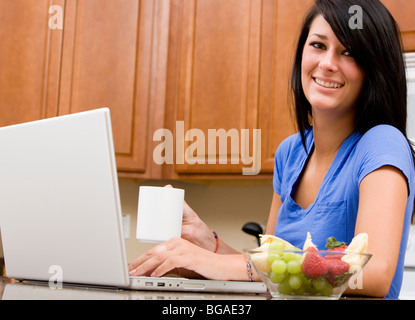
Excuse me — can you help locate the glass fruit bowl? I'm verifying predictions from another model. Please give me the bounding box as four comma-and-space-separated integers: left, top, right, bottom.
244, 248, 372, 300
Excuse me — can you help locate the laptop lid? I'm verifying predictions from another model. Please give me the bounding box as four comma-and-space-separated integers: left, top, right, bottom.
0, 108, 130, 287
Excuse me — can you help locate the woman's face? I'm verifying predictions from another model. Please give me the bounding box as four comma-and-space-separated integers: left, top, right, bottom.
301, 15, 365, 119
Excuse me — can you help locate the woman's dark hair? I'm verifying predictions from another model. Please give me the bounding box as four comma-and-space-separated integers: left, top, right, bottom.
291, 0, 410, 154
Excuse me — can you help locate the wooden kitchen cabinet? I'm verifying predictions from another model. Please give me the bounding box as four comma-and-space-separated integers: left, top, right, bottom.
1, 0, 414, 180
164, 0, 267, 177
0, 0, 167, 179
0, 0, 60, 127
164, 0, 314, 179
57, 0, 168, 178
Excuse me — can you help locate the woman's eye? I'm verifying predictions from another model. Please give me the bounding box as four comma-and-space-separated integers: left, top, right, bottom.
310, 42, 325, 49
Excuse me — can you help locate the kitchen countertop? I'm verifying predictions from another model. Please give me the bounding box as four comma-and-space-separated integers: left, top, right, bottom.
0, 276, 385, 301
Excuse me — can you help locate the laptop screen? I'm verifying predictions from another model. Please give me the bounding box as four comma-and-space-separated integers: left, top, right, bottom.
0, 108, 130, 287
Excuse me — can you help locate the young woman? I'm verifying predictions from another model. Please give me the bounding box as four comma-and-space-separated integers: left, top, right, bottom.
129, 0, 415, 299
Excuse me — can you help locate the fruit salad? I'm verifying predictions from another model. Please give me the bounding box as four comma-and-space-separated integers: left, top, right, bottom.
250, 232, 369, 297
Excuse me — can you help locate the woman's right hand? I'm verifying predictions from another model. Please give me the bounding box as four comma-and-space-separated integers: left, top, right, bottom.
128, 237, 250, 281
164, 185, 238, 255
180, 200, 217, 252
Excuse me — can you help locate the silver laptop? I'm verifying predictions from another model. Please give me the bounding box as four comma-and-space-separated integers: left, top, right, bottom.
0, 108, 266, 294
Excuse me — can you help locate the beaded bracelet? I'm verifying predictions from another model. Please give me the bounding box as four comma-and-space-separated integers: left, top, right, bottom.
211, 229, 219, 253
244, 257, 254, 282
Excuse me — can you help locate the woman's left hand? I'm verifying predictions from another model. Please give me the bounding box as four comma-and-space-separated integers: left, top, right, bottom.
128, 237, 248, 281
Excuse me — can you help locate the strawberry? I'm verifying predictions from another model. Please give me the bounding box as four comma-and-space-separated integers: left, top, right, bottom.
326, 259, 349, 275
301, 248, 328, 279
325, 237, 348, 260
325, 259, 350, 286
325, 247, 347, 260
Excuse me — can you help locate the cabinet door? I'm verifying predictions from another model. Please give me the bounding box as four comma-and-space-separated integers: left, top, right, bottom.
164, 0, 313, 179
0, 0, 62, 127
59, 0, 166, 177
165, 0, 265, 178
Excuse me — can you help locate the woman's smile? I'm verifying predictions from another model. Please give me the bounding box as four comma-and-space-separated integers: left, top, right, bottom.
313, 77, 344, 89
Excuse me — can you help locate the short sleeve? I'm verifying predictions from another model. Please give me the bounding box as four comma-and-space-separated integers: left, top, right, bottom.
273, 134, 298, 195
355, 125, 414, 194
273, 145, 284, 195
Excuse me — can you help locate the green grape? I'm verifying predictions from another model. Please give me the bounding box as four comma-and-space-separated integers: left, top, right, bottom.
304, 279, 319, 295
269, 240, 285, 252
312, 277, 333, 296
320, 285, 333, 296
286, 260, 302, 274
271, 259, 287, 274
293, 285, 307, 295
294, 254, 304, 263
278, 279, 292, 295
282, 252, 297, 262
288, 274, 303, 290
283, 252, 303, 262
267, 253, 280, 265
301, 274, 313, 289
269, 271, 286, 283
312, 277, 329, 291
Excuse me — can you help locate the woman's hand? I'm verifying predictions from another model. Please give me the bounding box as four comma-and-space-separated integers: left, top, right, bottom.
128, 237, 249, 281
181, 199, 241, 255
180, 200, 217, 252
161, 185, 214, 251
129, 185, 259, 281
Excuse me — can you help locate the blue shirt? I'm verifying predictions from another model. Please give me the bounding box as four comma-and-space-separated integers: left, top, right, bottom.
273, 125, 415, 299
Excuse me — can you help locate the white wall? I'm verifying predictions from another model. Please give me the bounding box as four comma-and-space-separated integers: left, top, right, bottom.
119, 179, 273, 263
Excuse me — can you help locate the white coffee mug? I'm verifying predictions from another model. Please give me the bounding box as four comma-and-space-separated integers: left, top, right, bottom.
136, 186, 185, 243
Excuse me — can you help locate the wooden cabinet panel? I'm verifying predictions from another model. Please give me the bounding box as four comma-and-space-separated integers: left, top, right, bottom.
165, 0, 314, 178
59, 0, 164, 176
165, 0, 262, 176
59, 0, 139, 154
165, 0, 261, 176
0, 0, 61, 127
181, 0, 259, 132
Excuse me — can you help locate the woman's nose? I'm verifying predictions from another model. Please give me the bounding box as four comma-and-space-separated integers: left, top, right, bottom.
319, 51, 339, 73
